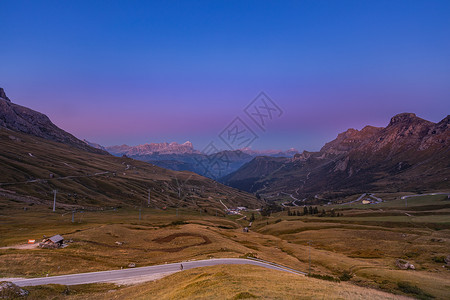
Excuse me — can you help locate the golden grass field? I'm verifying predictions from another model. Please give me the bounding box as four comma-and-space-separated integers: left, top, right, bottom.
71, 265, 412, 300
1, 193, 449, 299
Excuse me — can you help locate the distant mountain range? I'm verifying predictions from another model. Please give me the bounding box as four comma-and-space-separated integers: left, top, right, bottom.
105, 141, 198, 156
222, 113, 450, 198
84, 140, 298, 179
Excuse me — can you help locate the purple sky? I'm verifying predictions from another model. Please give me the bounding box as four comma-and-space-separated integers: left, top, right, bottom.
1, 1, 449, 152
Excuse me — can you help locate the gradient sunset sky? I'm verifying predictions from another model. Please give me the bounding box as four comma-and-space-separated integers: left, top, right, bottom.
1, 1, 449, 151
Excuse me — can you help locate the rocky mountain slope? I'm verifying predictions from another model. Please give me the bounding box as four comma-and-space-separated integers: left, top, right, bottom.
222, 113, 450, 197
0, 88, 106, 154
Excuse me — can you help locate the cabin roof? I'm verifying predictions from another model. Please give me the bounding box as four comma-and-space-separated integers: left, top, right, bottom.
49, 235, 64, 243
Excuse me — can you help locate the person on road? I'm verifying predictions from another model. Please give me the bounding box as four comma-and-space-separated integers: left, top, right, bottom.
180, 264, 184, 270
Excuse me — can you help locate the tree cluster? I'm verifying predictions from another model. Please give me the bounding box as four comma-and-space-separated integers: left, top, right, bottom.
287, 207, 343, 217
260, 203, 282, 216
287, 206, 319, 216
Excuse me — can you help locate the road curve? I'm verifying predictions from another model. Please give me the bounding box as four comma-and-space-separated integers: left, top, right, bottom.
400, 192, 449, 200
11, 258, 305, 287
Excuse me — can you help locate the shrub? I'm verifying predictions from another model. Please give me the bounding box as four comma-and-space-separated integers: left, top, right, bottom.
233, 291, 257, 299
217, 225, 233, 229
241, 252, 258, 258
308, 273, 340, 282
170, 220, 188, 226
397, 281, 434, 299
339, 271, 353, 281
432, 256, 446, 263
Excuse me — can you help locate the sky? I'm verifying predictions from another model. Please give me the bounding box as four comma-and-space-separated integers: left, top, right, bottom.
1, 0, 449, 152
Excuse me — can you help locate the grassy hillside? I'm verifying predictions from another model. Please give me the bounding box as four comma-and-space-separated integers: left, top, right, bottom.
1, 192, 449, 299
53, 265, 409, 300
0, 129, 258, 210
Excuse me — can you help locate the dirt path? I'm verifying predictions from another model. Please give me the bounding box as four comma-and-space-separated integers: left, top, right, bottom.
0, 243, 39, 250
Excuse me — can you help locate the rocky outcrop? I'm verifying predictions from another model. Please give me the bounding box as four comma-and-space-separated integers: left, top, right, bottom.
0, 88, 10, 102
321, 126, 382, 155
395, 259, 415, 270
0, 88, 107, 154
0, 281, 29, 298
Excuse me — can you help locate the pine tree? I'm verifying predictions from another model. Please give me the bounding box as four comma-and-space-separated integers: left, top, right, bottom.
303, 206, 308, 215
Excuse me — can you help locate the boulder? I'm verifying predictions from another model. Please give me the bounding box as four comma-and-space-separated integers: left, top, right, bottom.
0, 281, 29, 298
128, 263, 136, 268
395, 259, 415, 270
445, 255, 450, 265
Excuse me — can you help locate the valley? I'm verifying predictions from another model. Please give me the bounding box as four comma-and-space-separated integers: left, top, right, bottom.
0, 91, 449, 299
2, 1, 450, 299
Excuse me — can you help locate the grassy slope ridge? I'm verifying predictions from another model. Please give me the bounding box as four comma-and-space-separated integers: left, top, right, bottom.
0, 129, 259, 209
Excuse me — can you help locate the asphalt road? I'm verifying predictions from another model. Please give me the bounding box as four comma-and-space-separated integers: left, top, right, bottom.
400, 192, 449, 200
11, 258, 305, 287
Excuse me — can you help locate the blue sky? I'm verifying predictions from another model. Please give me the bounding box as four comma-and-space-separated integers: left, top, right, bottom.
1, 0, 449, 151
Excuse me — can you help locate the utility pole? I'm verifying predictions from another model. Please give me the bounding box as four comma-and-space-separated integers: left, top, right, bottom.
148, 189, 151, 207
405, 197, 407, 208
139, 207, 142, 221
308, 240, 312, 275
176, 208, 179, 217
53, 190, 57, 212
72, 210, 75, 223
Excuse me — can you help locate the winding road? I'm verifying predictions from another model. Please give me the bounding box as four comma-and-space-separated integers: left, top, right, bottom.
281, 192, 305, 207
400, 192, 449, 200
11, 258, 305, 287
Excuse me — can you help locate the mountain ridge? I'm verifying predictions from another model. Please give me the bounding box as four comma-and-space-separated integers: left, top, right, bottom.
101, 142, 298, 178
222, 112, 450, 197
0, 88, 107, 155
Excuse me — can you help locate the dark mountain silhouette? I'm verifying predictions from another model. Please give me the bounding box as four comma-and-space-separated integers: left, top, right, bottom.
0, 88, 107, 154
